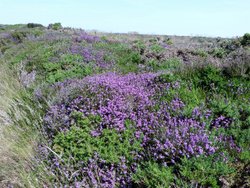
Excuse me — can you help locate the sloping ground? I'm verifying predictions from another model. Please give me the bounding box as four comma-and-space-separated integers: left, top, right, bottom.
0, 62, 42, 188
0, 24, 249, 187
0, 62, 19, 187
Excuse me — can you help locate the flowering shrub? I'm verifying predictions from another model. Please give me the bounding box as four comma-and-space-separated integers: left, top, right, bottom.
70, 44, 113, 69
42, 72, 240, 187
74, 31, 101, 43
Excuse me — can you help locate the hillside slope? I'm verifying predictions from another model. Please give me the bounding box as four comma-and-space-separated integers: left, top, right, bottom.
0, 24, 249, 188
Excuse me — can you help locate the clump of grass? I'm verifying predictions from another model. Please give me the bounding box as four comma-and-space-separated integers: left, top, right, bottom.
0, 61, 48, 187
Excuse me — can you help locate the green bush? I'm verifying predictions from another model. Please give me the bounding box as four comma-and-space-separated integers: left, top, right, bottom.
48, 23, 62, 30
45, 64, 93, 83
180, 65, 225, 92
164, 38, 173, 45
178, 155, 236, 188
53, 113, 143, 164
220, 39, 241, 53
149, 38, 158, 43
11, 31, 27, 42
42, 53, 95, 83
154, 73, 205, 117
131, 52, 142, 64
194, 49, 208, 58
27, 23, 44, 28
211, 48, 226, 58
209, 95, 240, 118
132, 161, 174, 188
241, 33, 250, 46
133, 40, 146, 54
150, 44, 164, 53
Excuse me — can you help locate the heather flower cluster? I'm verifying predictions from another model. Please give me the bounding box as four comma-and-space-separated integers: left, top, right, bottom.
42, 72, 235, 186
74, 31, 101, 43
70, 44, 113, 69
44, 73, 158, 138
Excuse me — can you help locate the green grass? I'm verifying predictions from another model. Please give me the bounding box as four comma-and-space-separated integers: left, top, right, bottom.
0, 60, 48, 187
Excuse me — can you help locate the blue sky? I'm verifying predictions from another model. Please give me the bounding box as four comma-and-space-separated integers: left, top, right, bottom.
0, 0, 249, 37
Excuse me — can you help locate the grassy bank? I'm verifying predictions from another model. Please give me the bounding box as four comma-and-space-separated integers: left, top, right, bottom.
0, 60, 46, 187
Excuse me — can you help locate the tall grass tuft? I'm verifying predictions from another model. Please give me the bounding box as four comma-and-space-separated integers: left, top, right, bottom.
0, 60, 48, 187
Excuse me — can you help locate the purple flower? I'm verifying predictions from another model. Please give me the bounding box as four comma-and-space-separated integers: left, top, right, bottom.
42, 72, 240, 187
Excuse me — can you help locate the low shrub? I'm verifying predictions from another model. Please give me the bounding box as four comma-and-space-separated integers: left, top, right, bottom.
11, 31, 27, 43
27, 23, 44, 28
193, 49, 208, 58
48, 23, 62, 30
132, 161, 174, 188
210, 48, 226, 58
178, 155, 236, 188
241, 33, 250, 46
